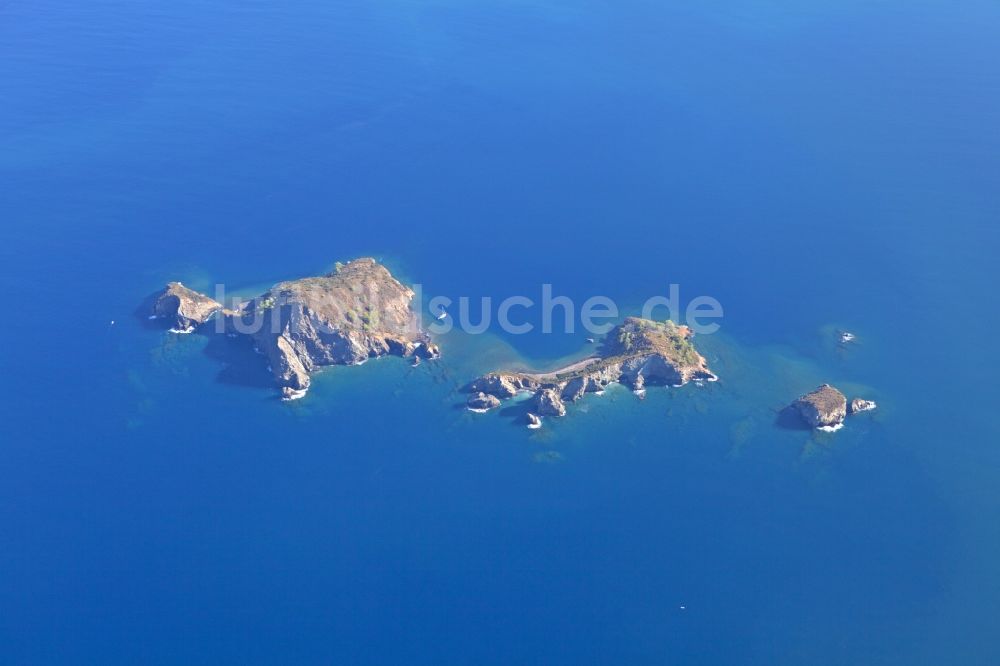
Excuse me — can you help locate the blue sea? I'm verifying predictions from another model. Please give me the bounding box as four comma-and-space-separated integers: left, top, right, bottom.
2, 1, 1000, 664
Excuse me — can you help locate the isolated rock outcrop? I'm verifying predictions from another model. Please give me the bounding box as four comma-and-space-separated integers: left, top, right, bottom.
849, 397, 877, 414
793, 384, 848, 429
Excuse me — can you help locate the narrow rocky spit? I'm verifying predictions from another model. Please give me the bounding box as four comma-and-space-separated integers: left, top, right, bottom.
465, 317, 717, 422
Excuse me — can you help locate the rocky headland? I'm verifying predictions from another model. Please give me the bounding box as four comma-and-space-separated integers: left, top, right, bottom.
146, 258, 439, 399
150, 282, 225, 332
466, 317, 716, 422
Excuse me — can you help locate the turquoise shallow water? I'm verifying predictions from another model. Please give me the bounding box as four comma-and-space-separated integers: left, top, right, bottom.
2, 1, 1000, 664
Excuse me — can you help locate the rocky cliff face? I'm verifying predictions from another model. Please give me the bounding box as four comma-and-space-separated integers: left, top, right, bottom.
150, 282, 222, 331
533, 388, 567, 417
467, 392, 502, 411
466, 317, 716, 419
148, 258, 438, 398
232, 258, 438, 395
793, 384, 848, 429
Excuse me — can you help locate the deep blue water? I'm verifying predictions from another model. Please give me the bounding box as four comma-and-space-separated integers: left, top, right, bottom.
2, 1, 1000, 664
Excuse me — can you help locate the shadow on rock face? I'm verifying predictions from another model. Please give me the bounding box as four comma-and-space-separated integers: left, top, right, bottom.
133, 291, 171, 330
498, 401, 531, 420
203, 333, 273, 389
774, 405, 813, 431
499, 401, 542, 429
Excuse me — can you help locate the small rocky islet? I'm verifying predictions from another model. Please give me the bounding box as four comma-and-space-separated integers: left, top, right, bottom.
146, 257, 877, 431
791, 384, 877, 431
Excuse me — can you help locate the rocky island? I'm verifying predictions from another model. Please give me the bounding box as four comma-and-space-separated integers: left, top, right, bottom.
146, 258, 439, 399
466, 317, 716, 423
791, 384, 877, 431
